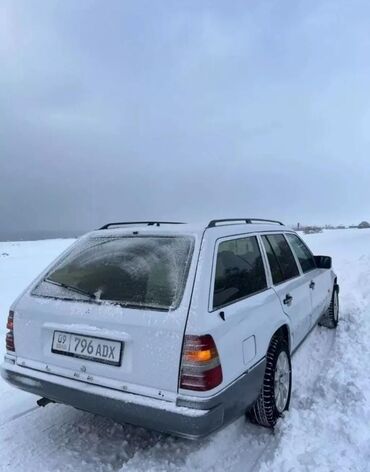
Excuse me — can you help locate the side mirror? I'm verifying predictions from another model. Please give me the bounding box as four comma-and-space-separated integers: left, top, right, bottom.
314, 255, 332, 269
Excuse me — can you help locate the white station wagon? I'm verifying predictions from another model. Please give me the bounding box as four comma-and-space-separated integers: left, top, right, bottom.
1, 219, 339, 438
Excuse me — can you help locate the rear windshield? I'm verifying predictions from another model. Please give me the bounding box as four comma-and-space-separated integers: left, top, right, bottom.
32, 236, 194, 311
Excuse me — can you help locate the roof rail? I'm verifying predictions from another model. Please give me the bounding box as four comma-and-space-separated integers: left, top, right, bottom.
207, 218, 284, 228
99, 221, 185, 230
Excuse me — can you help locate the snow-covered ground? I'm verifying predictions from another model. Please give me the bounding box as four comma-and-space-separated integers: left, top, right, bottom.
0, 229, 369, 472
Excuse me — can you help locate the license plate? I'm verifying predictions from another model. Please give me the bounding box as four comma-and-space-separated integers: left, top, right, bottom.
52, 331, 122, 366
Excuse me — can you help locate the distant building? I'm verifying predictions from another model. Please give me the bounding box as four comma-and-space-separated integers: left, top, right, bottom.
303, 226, 323, 234
358, 221, 370, 229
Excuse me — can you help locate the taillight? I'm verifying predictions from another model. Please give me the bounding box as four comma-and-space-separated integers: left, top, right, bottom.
6, 311, 15, 352
180, 334, 223, 391
7, 311, 14, 331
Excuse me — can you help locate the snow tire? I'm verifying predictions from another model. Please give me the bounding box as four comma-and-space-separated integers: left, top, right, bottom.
319, 287, 339, 329
248, 334, 292, 428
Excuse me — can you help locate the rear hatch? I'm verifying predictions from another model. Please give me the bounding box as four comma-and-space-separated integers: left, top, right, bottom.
12, 233, 197, 401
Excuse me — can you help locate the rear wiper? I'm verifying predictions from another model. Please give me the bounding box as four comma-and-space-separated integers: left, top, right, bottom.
44, 278, 96, 300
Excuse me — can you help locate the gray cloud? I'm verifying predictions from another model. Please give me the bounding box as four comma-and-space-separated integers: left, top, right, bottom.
1, 0, 370, 239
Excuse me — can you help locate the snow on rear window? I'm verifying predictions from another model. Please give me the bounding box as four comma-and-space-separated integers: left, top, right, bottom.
32, 236, 194, 311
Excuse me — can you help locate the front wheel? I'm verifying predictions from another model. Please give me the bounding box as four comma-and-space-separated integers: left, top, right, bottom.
249, 336, 292, 428
319, 287, 339, 329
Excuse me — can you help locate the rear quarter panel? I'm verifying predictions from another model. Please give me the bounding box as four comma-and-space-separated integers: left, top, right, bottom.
182, 232, 290, 398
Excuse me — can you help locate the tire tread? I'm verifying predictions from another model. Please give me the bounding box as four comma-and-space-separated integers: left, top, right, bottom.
249, 335, 291, 428
319, 288, 339, 329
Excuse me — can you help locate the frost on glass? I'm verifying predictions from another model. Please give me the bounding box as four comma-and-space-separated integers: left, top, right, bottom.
32, 236, 194, 311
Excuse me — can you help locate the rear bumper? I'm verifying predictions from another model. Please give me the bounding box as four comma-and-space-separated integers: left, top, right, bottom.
1, 357, 265, 439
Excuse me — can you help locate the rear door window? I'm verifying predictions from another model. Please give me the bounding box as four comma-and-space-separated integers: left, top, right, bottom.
286, 233, 316, 273
213, 236, 267, 309
262, 234, 299, 284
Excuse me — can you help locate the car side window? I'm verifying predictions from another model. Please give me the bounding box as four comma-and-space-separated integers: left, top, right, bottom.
213, 236, 267, 309
261, 236, 284, 284
286, 233, 316, 273
261, 234, 299, 284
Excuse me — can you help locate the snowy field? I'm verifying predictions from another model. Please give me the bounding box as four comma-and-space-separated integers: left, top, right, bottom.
0, 229, 369, 472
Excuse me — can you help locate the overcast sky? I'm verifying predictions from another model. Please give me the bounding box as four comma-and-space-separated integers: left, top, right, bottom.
1, 0, 370, 237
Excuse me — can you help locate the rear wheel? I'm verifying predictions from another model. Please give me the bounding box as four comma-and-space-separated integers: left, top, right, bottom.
319, 288, 339, 329
249, 335, 292, 428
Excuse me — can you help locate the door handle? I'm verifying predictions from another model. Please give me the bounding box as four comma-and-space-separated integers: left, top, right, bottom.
283, 294, 293, 306
309, 280, 315, 290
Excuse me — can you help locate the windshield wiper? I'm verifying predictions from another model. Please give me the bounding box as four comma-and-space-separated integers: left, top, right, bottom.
44, 278, 96, 300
